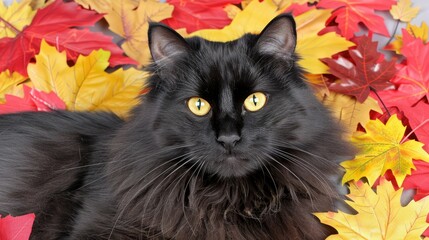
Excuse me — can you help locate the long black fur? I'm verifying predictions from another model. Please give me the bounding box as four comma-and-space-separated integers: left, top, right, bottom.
0, 15, 352, 239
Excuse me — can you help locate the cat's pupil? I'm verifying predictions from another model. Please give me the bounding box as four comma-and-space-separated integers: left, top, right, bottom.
196, 99, 202, 110
252, 95, 258, 106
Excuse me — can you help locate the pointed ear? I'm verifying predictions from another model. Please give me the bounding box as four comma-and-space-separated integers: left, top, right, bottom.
255, 14, 297, 59
148, 23, 190, 63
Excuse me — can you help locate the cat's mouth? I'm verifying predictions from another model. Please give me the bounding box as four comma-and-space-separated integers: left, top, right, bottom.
215, 154, 256, 178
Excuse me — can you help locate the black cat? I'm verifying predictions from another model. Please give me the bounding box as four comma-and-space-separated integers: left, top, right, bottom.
0, 14, 352, 239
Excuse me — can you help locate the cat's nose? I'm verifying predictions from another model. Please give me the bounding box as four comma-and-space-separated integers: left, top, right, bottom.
217, 133, 241, 152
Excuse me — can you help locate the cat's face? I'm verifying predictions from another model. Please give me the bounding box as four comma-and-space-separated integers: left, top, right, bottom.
144, 15, 336, 178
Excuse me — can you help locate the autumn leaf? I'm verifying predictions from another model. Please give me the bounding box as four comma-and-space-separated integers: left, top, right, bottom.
264, 0, 318, 9
315, 178, 429, 239
0, 213, 35, 240
376, 31, 429, 111
0, 85, 65, 114
341, 114, 429, 186
27, 40, 146, 118
0, 0, 136, 76
0, 70, 27, 103
73, 0, 113, 13
388, 31, 429, 105
405, 22, 428, 42
191, 0, 285, 40
324, 35, 395, 103
320, 93, 382, 136
0, 0, 36, 38
103, 0, 173, 66
401, 100, 429, 152
162, 0, 241, 33
285, 2, 316, 16
224, 4, 242, 20
387, 22, 428, 54
30, 0, 53, 10
191, 0, 354, 74
295, 9, 354, 74
239, 0, 319, 9
318, 0, 396, 39
243, 0, 315, 12
390, 0, 420, 22
402, 160, 429, 201
75, 0, 144, 13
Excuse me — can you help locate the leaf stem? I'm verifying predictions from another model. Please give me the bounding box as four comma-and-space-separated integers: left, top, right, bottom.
370, 87, 391, 117
0, 16, 21, 35
400, 119, 429, 144
384, 19, 400, 48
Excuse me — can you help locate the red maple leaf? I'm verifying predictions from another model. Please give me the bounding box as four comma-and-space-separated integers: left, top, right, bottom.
0, 0, 136, 76
285, 3, 316, 16
0, 85, 66, 114
373, 31, 429, 123
317, 0, 395, 39
402, 160, 429, 201
401, 100, 429, 152
0, 213, 35, 240
389, 31, 429, 105
324, 35, 395, 102
163, 0, 241, 33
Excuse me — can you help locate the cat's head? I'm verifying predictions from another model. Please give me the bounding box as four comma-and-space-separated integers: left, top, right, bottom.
138, 14, 348, 179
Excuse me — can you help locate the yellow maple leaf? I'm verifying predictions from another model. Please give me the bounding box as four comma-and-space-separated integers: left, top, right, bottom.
27, 40, 147, 118
103, 0, 173, 66
272, 0, 292, 9
0, 0, 36, 38
74, 0, 142, 13
389, 22, 428, 54
390, 0, 420, 22
341, 114, 429, 186
240, 0, 253, 9
295, 9, 354, 74
320, 93, 382, 136
73, 0, 113, 13
0, 70, 28, 103
315, 178, 429, 240
192, 0, 279, 40
191, 0, 353, 74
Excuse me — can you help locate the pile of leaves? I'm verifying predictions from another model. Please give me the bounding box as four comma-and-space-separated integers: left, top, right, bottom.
0, 0, 428, 239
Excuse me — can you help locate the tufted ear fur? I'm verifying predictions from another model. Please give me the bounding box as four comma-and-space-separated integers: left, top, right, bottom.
255, 14, 297, 59
148, 23, 190, 64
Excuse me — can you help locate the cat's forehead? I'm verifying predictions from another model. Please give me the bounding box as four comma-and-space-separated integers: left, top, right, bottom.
173, 36, 282, 104
185, 38, 258, 91
195, 37, 251, 65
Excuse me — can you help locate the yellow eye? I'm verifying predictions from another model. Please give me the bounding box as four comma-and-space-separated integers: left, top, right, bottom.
244, 92, 267, 112
188, 97, 211, 116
